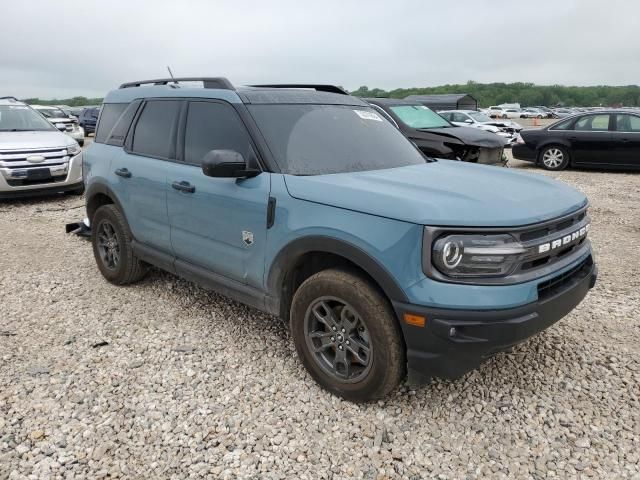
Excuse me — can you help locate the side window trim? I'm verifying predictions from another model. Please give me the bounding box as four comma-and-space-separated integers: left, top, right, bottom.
125, 98, 183, 161
180, 98, 264, 170
369, 104, 398, 129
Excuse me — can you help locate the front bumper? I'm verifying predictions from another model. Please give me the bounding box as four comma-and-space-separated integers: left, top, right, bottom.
68, 128, 84, 142
0, 153, 83, 198
394, 256, 597, 384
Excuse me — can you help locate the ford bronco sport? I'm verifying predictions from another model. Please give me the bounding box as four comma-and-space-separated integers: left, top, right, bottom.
83, 78, 597, 401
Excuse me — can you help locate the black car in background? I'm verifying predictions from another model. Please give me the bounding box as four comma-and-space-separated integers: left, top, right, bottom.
366, 98, 507, 166
78, 106, 100, 136
513, 110, 640, 171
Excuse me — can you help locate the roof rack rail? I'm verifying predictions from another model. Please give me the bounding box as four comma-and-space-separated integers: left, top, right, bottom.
0, 96, 19, 101
119, 77, 234, 90
249, 84, 349, 95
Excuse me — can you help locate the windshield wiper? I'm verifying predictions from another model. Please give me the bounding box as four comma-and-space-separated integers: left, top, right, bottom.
0, 128, 32, 132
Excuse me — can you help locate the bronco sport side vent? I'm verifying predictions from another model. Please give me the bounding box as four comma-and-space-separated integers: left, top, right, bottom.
119, 77, 235, 90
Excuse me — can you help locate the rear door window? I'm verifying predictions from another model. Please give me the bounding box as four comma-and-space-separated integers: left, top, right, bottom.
574, 114, 610, 132
131, 100, 181, 159
614, 114, 640, 132
183, 101, 253, 166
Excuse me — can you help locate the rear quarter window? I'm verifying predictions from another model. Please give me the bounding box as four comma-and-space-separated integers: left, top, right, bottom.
95, 104, 127, 143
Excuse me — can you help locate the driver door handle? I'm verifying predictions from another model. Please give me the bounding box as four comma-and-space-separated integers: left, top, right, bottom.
171, 180, 196, 193
114, 168, 131, 178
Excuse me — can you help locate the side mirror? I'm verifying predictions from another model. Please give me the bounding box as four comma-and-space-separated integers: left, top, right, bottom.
464, 119, 473, 124
56, 123, 66, 131
201, 150, 260, 178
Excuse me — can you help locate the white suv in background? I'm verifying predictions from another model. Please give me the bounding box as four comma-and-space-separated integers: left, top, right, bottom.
0, 97, 83, 198
32, 105, 85, 146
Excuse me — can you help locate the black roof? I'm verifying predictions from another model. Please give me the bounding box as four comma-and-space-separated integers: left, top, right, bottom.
365, 98, 425, 107
404, 94, 476, 102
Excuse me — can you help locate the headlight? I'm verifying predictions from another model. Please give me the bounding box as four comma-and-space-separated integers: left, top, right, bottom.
432, 234, 526, 277
67, 144, 81, 156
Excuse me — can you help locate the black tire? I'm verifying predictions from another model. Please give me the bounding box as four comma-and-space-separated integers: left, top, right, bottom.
91, 204, 148, 285
539, 145, 570, 171
290, 268, 405, 402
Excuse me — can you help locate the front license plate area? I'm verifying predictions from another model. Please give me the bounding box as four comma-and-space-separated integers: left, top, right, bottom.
27, 168, 52, 180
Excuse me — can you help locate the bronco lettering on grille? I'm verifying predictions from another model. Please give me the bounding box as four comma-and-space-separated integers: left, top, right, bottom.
538, 224, 589, 254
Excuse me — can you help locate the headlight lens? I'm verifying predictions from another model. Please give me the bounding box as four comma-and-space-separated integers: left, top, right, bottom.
432, 234, 526, 277
67, 143, 81, 156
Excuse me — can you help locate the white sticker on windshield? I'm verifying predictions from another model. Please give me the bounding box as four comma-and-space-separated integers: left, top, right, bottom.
354, 110, 383, 122
9, 106, 28, 110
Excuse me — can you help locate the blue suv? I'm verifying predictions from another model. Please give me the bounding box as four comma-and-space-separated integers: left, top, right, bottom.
84, 78, 597, 401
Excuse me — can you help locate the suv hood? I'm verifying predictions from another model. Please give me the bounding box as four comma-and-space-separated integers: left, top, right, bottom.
409, 125, 504, 148
284, 161, 587, 227
0, 131, 75, 150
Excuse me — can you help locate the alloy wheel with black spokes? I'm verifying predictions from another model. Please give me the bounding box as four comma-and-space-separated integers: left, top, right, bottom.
290, 268, 406, 401
91, 204, 148, 285
97, 220, 121, 270
540, 146, 569, 171
304, 297, 373, 383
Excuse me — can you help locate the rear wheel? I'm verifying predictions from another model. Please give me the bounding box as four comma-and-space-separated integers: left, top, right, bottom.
91, 204, 148, 285
539, 145, 570, 171
290, 269, 405, 402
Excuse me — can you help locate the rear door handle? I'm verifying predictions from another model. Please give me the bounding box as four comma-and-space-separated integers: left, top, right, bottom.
114, 168, 131, 178
171, 180, 195, 193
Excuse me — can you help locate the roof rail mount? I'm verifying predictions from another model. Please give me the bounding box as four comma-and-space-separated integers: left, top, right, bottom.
119, 77, 234, 90
250, 84, 349, 95
0, 96, 19, 101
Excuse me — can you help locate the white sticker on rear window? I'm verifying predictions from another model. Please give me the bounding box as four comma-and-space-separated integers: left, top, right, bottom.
354, 110, 383, 122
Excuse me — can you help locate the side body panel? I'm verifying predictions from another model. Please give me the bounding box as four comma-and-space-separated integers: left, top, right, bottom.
165, 163, 271, 288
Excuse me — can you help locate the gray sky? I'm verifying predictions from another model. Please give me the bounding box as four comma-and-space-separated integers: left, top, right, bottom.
2, 0, 639, 99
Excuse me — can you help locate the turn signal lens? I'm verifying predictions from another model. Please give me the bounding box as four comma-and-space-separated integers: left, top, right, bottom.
404, 313, 426, 328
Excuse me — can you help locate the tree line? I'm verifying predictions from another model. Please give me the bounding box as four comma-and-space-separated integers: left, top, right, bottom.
20, 96, 103, 107
350, 81, 640, 107
21, 82, 640, 108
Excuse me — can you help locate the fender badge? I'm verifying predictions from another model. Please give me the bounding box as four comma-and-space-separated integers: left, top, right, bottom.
242, 231, 254, 246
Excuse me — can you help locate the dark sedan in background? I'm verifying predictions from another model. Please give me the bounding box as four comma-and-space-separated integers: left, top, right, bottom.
513, 110, 640, 171
366, 98, 507, 166
78, 106, 101, 136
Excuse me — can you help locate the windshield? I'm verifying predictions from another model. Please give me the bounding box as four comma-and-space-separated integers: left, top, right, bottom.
0, 105, 56, 132
37, 107, 68, 119
248, 104, 426, 175
389, 105, 450, 129
469, 112, 492, 122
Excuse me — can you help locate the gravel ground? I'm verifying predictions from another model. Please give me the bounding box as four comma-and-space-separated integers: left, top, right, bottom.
1, 152, 639, 479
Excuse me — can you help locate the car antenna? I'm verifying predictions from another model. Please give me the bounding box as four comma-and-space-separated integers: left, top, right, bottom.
166, 66, 178, 85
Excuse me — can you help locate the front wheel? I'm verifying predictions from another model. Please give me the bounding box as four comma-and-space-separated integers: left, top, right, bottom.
91, 204, 148, 285
290, 269, 406, 402
539, 145, 570, 171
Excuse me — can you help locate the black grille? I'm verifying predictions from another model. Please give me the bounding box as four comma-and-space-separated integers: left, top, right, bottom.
537, 256, 592, 301
517, 208, 586, 242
